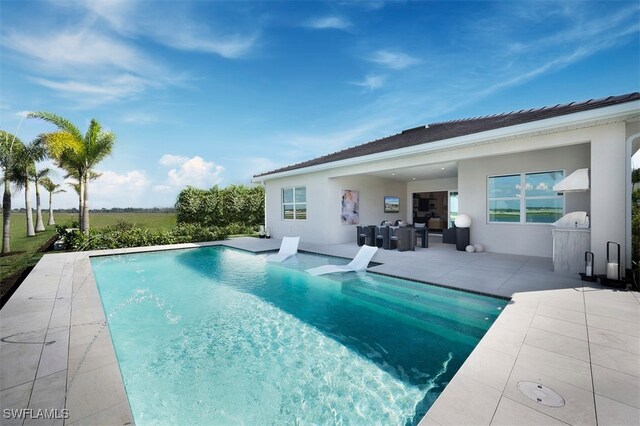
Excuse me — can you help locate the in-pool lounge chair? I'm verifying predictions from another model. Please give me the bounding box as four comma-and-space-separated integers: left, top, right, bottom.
266, 236, 300, 262
305, 245, 378, 276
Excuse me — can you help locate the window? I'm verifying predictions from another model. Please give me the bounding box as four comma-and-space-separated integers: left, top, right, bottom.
282, 186, 306, 220
488, 171, 564, 224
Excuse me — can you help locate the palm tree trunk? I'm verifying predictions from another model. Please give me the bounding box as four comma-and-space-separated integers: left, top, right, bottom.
48, 191, 55, 225
82, 175, 90, 234
2, 179, 11, 254
35, 182, 45, 232
78, 179, 84, 230
25, 179, 35, 237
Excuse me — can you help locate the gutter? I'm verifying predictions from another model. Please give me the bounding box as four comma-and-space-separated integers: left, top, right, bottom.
251, 100, 640, 183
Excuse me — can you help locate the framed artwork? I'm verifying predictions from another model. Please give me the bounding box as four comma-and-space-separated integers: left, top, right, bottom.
341, 190, 359, 224
384, 196, 400, 213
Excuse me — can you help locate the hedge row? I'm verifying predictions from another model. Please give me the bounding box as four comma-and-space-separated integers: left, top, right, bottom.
56, 222, 241, 251
175, 185, 264, 228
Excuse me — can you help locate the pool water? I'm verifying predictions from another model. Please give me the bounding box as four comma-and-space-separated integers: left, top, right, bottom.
91, 246, 507, 425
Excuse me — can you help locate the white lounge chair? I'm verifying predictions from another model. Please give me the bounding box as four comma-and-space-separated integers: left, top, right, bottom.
305, 245, 378, 276
266, 236, 300, 262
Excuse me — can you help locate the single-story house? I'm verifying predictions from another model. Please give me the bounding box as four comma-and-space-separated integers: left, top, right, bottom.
252, 93, 640, 277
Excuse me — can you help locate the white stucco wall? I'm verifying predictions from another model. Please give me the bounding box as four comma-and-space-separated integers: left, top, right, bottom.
327, 175, 407, 244
591, 123, 627, 275
458, 143, 590, 258
261, 121, 629, 264
264, 172, 406, 244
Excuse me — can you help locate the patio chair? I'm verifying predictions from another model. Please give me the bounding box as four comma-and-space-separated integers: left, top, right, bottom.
266, 236, 300, 262
396, 227, 416, 251
305, 245, 378, 276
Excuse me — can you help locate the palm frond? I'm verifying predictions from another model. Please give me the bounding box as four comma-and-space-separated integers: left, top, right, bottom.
28, 112, 83, 142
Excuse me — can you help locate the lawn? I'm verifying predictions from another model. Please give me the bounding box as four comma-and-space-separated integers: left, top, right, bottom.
0, 212, 176, 304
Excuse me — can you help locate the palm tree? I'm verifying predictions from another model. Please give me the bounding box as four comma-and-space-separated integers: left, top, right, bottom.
32, 168, 51, 231
29, 112, 115, 234
64, 170, 100, 226
0, 130, 25, 253
12, 142, 47, 237
41, 178, 65, 225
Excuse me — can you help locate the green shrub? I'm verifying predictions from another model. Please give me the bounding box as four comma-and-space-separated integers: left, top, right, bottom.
61, 222, 231, 251
175, 184, 264, 228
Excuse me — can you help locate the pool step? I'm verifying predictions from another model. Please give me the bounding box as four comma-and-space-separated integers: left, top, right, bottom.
343, 288, 483, 347
354, 274, 505, 317
347, 283, 501, 329
341, 285, 495, 346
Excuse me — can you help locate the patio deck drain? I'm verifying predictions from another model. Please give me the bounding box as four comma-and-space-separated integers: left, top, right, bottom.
517, 381, 565, 407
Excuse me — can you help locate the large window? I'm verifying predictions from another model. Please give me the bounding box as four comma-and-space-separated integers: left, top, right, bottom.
488, 171, 564, 224
282, 186, 306, 220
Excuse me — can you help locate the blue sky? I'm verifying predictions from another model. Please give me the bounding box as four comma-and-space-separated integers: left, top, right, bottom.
1, 0, 639, 208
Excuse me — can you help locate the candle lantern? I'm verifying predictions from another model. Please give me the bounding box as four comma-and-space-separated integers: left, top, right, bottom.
598, 241, 625, 288
605, 241, 620, 281
579, 251, 597, 282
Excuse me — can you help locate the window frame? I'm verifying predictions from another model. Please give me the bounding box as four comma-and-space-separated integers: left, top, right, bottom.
487, 170, 565, 225
282, 186, 307, 221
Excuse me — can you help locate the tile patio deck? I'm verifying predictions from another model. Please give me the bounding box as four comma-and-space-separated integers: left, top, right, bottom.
1, 237, 638, 425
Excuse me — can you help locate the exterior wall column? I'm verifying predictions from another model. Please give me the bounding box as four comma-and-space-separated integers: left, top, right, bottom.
590, 123, 627, 276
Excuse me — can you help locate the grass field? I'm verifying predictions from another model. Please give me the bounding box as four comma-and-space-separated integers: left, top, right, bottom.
0, 212, 177, 288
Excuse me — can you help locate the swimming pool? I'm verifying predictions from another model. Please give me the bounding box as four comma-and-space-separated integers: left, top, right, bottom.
91, 246, 507, 425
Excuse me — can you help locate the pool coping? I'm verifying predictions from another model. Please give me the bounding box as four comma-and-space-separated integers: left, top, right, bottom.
1, 239, 638, 425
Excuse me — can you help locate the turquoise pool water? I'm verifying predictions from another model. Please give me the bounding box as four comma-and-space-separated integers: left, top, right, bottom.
91, 246, 507, 425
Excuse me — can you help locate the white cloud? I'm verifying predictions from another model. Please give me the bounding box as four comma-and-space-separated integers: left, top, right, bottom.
92, 170, 149, 195
2, 29, 157, 75
16, 111, 31, 118
151, 31, 257, 59
158, 154, 190, 167
122, 112, 159, 125
32, 75, 150, 105
154, 155, 224, 191
305, 16, 352, 30
368, 49, 420, 70
351, 74, 385, 91
74, 0, 258, 59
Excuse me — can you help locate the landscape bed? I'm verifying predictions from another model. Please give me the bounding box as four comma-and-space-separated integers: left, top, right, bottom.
91, 246, 508, 425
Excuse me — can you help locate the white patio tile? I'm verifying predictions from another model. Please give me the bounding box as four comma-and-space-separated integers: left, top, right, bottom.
583, 299, 640, 322
423, 373, 503, 426
588, 327, 640, 355
25, 370, 67, 426
36, 329, 70, 379
514, 344, 593, 392
478, 323, 528, 358
0, 381, 33, 426
591, 364, 640, 409
523, 328, 590, 362
67, 400, 134, 426
589, 341, 640, 377
490, 396, 568, 426
586, 313, 640, 337
535, 304, 586, 325
530, 315, 588, 341
456, 345, 516, 392
0, 340, 43, 391
502, 364, 596, 425
594, 394, 640, 426
65, 362, 128, 424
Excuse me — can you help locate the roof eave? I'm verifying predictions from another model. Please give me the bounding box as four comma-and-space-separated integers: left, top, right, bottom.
252, 100, 640, 183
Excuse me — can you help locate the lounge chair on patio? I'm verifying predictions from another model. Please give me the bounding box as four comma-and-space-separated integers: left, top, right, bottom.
305, 245, 378, 276
266, 236, 300, 262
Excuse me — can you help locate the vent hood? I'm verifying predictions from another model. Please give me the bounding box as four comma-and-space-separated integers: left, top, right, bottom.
553, 168, 589, 193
